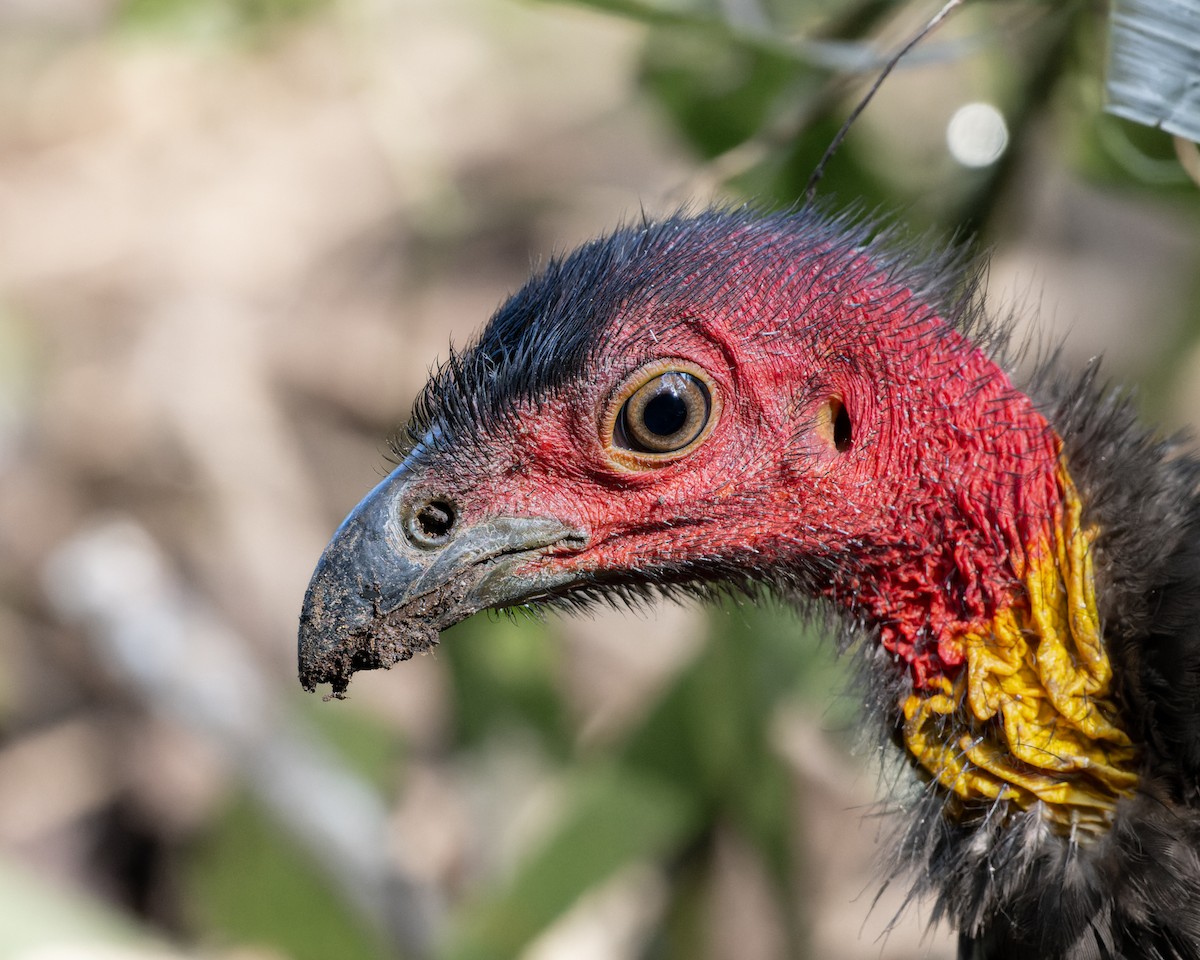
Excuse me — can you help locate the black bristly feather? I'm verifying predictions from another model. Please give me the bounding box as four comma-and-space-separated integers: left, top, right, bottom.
397, 207, 1200, 959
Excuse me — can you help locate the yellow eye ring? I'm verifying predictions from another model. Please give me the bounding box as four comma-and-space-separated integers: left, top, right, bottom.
601, 360, 722, 470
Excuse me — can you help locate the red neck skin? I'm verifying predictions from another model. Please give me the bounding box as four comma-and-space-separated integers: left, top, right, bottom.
737, 260, 1071, 690
779, 281, 1065, 690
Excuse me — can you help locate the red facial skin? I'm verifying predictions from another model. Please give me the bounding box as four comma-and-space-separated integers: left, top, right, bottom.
421, 248, 1063, 690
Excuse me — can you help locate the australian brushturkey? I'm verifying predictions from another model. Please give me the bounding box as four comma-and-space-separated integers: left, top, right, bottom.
298, 208, 1200, 959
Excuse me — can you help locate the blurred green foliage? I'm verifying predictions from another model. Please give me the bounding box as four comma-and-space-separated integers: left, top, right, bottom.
119, 0, 329, 35
446, 616, 573, 759
189, 795, 392, 960
538, 0, 1200, 231
438, 600, 841, 960
448, 764, 701, 960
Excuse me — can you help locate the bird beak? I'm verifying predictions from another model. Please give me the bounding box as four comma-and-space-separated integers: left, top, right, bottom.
298, 451, 586, 696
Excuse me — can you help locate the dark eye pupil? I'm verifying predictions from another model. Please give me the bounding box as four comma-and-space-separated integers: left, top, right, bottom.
642, 389, 688, 437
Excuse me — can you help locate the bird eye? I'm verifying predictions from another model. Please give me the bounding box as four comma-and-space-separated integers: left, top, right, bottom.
604, 361, 720, 468
617, 372, 710, 453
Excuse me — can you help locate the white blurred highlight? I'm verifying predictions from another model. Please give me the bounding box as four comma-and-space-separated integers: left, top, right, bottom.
946, 101, 1008, 167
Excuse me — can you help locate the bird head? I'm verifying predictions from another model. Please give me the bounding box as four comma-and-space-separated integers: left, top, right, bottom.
301, 209, 1058, 694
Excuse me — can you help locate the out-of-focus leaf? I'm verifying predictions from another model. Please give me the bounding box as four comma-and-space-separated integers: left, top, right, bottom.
300, 695, 401, 794
1081, 114, 1200, 190
527, 0, 925, 70
442, 615, 572, 758
447, 765, 702, 960
187, 795, 391, 960
640, 27, 818, 159
620, 599, 846, 793
715, 598, 855, 728
118, 0, 328, 32
705, 601, 845, 905
606, 602, 841, 955
529, 0, 699, 23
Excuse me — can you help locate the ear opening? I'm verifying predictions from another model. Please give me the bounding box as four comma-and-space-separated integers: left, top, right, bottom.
832, 399, 852, 452
817, 397, 853, 453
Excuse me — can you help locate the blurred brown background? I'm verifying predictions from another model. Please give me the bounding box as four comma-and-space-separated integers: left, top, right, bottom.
0, 1, 1197, 959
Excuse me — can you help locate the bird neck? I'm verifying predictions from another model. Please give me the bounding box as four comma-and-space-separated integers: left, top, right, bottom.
893, 459, 1137, 831
810, 319, 1139, 831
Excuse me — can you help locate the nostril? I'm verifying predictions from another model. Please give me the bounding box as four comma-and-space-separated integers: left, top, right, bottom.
404, 497, 458, 548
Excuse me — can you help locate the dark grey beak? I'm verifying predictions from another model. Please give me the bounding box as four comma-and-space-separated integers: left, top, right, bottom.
298, 452, 586, 696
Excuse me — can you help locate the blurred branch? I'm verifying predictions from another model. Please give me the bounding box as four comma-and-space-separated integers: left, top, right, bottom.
527, 0, 987, 71
653, 0, 1066, 211
42, 519, 440, 959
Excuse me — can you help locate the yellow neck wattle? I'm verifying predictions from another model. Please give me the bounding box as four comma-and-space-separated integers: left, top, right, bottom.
901, 464, 1138, 835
